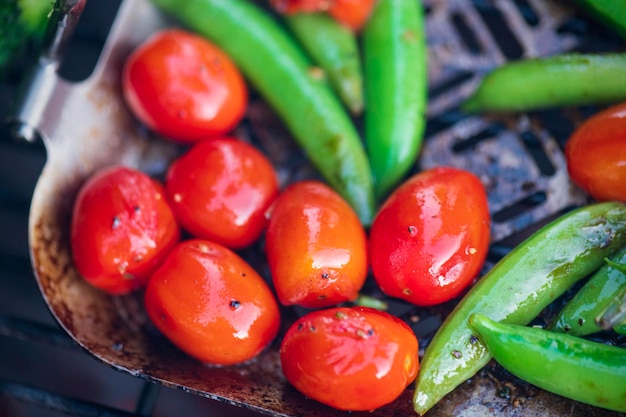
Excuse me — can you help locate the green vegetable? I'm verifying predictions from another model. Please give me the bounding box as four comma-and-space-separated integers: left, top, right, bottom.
596, 284, 626, 334
463, 53, 626, 113
468, 313, 626, 413
152, 0, 376, 225
362, 0, 427, 199
284, 12, 364, 115
0, 0, 53, 76
572, 0, 626, 41
413, 202, 626, 416
551, 247, 626, 336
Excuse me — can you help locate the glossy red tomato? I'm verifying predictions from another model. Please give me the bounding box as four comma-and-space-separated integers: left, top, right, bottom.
123, 29, 247, 143
565, 102, 626, 203
165, 137, 279, 249
280, 306, 419, 411
264, 181, 368, 308
71, 166, 180, 295
144, 239, 281, 365
270, 0, 375, 30
369, 167, 490, 307
328, 0, 376, 31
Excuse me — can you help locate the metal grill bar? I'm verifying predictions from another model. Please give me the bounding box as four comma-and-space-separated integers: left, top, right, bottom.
0, 316, 76, 349
0, 379, 144, 417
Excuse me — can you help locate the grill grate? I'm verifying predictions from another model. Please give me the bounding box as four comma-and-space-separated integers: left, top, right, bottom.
1, 0, 625, 416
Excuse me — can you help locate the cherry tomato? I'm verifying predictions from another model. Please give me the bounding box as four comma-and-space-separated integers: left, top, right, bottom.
279, 306, 419, 411
70, 166, 180, 295
565, 101, 626, 203
165, 137, 279, 249
328, 0, 376, 31
122, 29, 247, 143
270, 0, 375, 31
264, 181, 368, 308
369, 167, 490, 307
144, 239, 281, 366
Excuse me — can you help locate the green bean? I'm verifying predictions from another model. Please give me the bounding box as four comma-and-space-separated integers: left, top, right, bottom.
152, 0, 376, 225
463, 53, 626, 112
596, 284, 626, 333
362, 0, 427, 199
468, 313, 626, 413
550, 247, 626, 336
413, 202, 626, 416
284, 12, 364, 115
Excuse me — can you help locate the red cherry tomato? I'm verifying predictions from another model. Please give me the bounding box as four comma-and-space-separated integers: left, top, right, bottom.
565, 102, 626, 203
71, 166, 180, 295
280, 306, 419, 411
122, 29, 248, 143
270, 0, 375, 31
144, 239, 281, 365
328, 0, 376, 31
265, 181, 368, 308
369, 167, 490, 307
165, 137, 279, 249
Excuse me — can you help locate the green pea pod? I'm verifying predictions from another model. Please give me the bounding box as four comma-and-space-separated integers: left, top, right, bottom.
572, 0, 626, 41
463, 53, 626, 113
413, 202, 626, 416
550, 246, 626, 336
362, 0, 427, 199
284, 12, 364, 115
152, 0, 376, 225
597, 284, 626, 333
468, 313, 626, 413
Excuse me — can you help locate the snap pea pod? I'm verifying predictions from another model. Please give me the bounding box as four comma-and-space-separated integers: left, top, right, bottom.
413, 202, 626, 416
463, 53, 626, 113
468, 313, 626, 413
597, 284, 626, 334
284, 12, 364, 115
151, 0, 376, 225
362, 0, 427, 199
572, 0, 626, 41
550, 246, 626, 336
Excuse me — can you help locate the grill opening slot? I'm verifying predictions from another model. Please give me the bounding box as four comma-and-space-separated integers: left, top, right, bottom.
472, 0, 524, 59
520, 131, 556, 177
492, 191, 547, 223
512, 0, 540, 27
451, 13, 483, 54
424, 107, 467, 138
451, 122, 506, 153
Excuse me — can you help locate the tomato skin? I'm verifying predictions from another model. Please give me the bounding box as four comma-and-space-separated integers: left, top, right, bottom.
279, 306, 419, 411
122, 29, 247, 143
165, 138, 279, 249
369, 167, 490, 307
328, 0, 376, 31
565, 102, 626, 203
265, 181, 368, 308
70, 166, 180, 295
144, 239, 281, 365
270, 0, 375, 30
